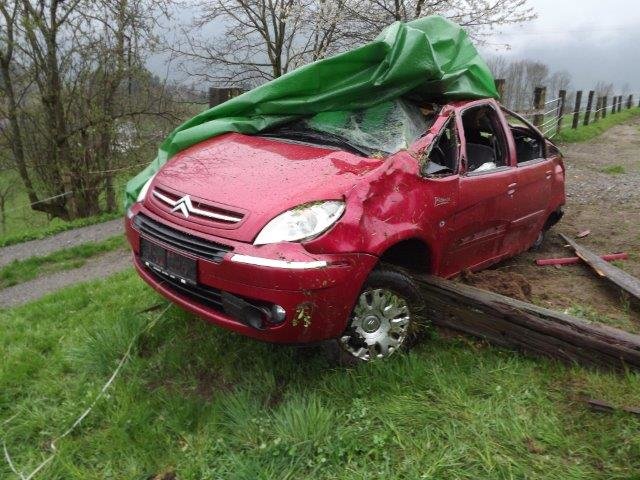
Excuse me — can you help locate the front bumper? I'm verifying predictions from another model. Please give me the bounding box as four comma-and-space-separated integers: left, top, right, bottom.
125, 205, 377, 343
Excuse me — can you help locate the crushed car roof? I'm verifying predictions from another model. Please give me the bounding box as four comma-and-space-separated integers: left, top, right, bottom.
126, 15, 498, 207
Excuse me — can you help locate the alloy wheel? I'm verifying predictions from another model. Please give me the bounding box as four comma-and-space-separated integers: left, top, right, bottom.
339, 288, 412, 361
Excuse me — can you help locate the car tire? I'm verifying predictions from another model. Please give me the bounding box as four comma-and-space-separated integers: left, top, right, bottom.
323, 264, 429, 365
530, 230, 545, 251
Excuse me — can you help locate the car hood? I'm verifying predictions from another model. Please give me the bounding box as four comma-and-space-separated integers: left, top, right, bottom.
145, 133, 385, 243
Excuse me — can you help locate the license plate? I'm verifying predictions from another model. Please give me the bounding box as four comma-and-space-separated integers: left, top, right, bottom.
140, 238, 197, 285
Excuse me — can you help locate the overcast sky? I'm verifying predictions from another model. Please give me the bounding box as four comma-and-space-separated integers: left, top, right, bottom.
482, 0, 640, 92
153, 0, 640, 94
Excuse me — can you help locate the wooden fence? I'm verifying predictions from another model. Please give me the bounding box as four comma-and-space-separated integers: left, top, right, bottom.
495, 79, 640, 138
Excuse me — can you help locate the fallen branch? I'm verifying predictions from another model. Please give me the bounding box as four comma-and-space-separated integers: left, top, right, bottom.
535, 253, 628, 267
581, 398, 640, 417
560, 234, 640, 301
415, 275, 640, 371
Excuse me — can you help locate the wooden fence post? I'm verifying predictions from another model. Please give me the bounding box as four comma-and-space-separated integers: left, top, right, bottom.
557, 89, 567, 132
533, 86, 546, 129
627, 95, 633, 109
208, 87, 220, 108
602, 96, 608, 119
495, 79, 505, 100
594, 97, 602, 122
612, 96, 617, 115
617, 96, 623, 113
208, 87, 244, 108
572, 90, 583, 129
583, 90, 595, 126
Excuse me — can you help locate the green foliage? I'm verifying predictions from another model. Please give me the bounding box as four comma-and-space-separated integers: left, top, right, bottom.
0, 236, 126, 288
1, 272, 640, 479
556, 108, 640, 143
600, 165, 626, 175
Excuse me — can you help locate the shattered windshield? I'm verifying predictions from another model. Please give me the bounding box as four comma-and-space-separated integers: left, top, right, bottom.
259, 100, 437, 157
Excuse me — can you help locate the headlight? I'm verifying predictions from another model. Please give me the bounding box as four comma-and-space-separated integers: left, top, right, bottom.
254, 201, 345, 245
136, 174, 156, 203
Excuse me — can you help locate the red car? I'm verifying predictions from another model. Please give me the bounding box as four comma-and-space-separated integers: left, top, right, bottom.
125, 98, 565, 361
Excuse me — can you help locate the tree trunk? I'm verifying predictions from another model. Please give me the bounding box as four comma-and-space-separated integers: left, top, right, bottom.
0, 60, 69, 219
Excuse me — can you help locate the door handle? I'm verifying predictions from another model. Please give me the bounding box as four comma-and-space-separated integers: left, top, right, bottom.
545, 170, 553, 179
507, 182, 517, 196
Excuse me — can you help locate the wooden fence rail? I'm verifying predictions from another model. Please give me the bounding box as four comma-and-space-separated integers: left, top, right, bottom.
417, 275, 640, 372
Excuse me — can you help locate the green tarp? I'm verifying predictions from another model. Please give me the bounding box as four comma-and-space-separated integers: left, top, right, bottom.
124, 15, 497, 208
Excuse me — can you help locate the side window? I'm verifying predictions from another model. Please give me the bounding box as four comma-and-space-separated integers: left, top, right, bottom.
422, 118, 459, 176
503, 110, 545, 163
461, 106, 508, 173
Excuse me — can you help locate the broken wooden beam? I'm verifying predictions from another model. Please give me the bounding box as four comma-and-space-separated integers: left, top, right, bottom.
415, 274, 640, 371
582, 398, 640, 416
535, 252, 628, 266
560, 234, 640, 301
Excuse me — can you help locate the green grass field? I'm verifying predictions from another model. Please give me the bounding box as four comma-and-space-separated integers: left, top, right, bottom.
555, 107, 640, 143
0, 170, 128, 248
0, 236, 126, 288
1, 271, 639, 479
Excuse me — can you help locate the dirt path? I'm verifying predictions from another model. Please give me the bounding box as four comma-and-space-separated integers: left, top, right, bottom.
467, 116, 640, 332
0, 218, 123, 268
0, 249, 131, 308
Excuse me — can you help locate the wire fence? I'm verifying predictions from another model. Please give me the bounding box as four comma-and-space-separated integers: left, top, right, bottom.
500, 81, 640, 139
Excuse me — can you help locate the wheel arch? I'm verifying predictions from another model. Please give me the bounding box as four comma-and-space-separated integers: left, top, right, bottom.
544, 208, 564, 231
378, 237, 433, 274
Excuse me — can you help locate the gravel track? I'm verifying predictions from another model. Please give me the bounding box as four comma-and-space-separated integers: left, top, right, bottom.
564, 116, 640, 205
0, 249, 131, 308
0, 218, 123, 268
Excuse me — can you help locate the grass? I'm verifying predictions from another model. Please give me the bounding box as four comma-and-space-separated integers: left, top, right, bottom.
555, 107, 640, 143
600, 165, 626, 175
0, 169, 126, 248
1, 271, 639, 479
0, 212, 122, 248
0, 235, 126, 288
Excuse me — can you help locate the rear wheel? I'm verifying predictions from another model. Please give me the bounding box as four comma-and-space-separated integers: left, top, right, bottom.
325, 265, 428, 364
530, 230, 545, 251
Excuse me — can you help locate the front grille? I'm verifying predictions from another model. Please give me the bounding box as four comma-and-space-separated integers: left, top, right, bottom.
146, 264, 224, 310
152, 186, 245, 225
133, 213, 232, 262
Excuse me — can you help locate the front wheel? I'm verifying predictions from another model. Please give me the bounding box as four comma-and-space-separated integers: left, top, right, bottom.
327, 265, 428, 364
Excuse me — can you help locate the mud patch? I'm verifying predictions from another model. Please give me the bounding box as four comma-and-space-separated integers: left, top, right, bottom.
460, 269, 533, 302
193, 368, 235, 400
147, 368, 235, 401
147, 471, 176, 480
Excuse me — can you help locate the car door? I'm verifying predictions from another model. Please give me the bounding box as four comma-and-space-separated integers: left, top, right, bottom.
441, 101, 518, 275
500, 109, 552, 254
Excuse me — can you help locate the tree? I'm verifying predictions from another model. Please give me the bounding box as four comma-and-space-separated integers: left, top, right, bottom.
486, 57, 571, 111
0, 0, 54, 216
174, 0, 535, 87
594, 81, 614, 98
0, 0, 179, 220
343, 0, 535, 44
172, 0, 350, 87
